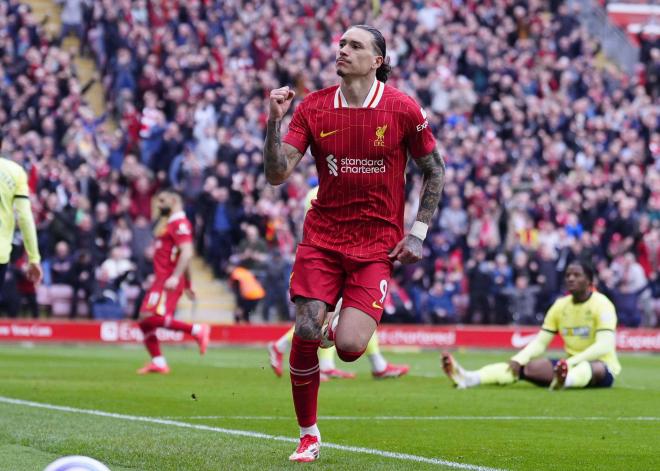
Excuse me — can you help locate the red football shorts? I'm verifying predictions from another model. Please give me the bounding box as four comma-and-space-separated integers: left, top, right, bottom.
140, 279, 184, 317
289, 243, 392, 322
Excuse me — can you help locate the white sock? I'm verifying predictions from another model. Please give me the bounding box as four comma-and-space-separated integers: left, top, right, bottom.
191, 324, 201, 336
368, 353, 388, 373
275, 337, 291, 354
152, 356, 167, 368
319, 358, 335, 371
300, 424, 320, 441
463, 370, 481, 388
564, 361, 592, 388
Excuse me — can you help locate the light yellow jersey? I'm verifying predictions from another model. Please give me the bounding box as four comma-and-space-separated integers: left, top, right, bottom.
304, 186, 319, 213
542, 291, 621, 375
0, 158, 39, 264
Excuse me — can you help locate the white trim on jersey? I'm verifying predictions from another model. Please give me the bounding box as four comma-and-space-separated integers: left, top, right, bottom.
334, 87, 347, 108
334, 79, 384, 109
370, 80, 385, 108
167, 211, 187, 223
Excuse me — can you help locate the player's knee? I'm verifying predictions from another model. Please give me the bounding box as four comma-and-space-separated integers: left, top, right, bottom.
335, 345, 365, 362
294, 318, 323, 340
295, 325, 321, 340
335, 323, 372, 352
335, 335, 368, 362
589, 362, 607, 386
335, 337, 360, 352
139, 314, 159, 332
523, 361, 542, 377
520, 359, 554, 386
294, 298, 326, 340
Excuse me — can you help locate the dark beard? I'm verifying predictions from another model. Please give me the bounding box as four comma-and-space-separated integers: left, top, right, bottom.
336, 69, 345, 77
159, 207, 171, 217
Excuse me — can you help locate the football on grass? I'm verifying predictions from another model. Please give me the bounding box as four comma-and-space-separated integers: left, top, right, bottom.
44, 456, 111, 471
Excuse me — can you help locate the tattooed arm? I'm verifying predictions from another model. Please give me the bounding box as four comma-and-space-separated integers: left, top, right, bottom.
388, 148, 446, 264
264, 86, 305, 185
264, 119, 305, 185
413, 148, 446, 225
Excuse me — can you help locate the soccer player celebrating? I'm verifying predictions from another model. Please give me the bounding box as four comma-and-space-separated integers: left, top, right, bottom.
136, 189, 210, 374
264, 25, 445, 462
442, 261, 621, 390
0, 152, 42, 291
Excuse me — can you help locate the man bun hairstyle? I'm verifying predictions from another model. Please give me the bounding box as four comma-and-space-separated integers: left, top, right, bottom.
353, 24, 391, 82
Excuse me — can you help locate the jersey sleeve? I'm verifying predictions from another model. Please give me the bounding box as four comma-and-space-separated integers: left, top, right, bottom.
14, 165, 29, 198
595, 295, 618, 332
282, 100, 311, 154
15, 197, 41, 263
402, 98, 437, 159
541, 299, 561, 333
171, 219, 193, 246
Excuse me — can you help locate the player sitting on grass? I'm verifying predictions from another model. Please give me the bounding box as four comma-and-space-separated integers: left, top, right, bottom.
442, 260, 621, 390
136, 189, 210, 374
268, 298, 410, 380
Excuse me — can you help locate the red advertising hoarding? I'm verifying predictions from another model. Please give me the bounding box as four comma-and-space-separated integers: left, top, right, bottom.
1, 321, 659, 352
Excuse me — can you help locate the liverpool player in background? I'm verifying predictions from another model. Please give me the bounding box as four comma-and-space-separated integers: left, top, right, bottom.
264, 25, 446, 462
136, 189, 210, 374
442, 261, 621, 390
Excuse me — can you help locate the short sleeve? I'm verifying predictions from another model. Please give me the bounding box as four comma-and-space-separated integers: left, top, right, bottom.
14, 166, 29, 198
541, 300, 561, 333
595, 296, 618, 331
282, 101, 311, 154
403, 98, 437, 158
172, 220, 193, 246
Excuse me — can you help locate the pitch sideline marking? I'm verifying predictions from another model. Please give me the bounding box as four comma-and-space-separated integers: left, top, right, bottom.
160, 415, 660, 421
0, 396, 503, 471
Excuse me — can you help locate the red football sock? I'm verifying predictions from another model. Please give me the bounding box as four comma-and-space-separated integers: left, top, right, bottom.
143, 330, 161, 358
139, 318, 163, 358
289, 334, 321, 428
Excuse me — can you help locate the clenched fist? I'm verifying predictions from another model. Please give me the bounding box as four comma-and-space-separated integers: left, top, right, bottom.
268, 86, 296, 121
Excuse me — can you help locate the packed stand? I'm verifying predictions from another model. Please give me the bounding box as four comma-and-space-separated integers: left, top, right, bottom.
1, 0, 658, 327
86, 0, 657, 326
0, 0, 156, 318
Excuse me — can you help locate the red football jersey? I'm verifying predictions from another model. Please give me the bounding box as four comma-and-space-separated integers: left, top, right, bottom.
153, 211, 193, 280
283, 80, 437, 258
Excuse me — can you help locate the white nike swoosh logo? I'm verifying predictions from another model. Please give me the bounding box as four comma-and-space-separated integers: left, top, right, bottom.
511, 332, 537, 348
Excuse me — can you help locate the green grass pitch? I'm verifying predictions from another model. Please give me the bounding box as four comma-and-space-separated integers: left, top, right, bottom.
0, 344, 659, 470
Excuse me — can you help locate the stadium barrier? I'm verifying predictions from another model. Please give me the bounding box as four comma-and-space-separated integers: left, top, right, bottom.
0, 321, 659, 352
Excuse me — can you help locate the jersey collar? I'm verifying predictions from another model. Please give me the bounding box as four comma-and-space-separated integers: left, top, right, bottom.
168, 211, 186, 223
334, 79, 384, 109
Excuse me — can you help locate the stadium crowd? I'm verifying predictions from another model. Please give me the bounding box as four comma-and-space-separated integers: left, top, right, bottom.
0, 0, 658, 327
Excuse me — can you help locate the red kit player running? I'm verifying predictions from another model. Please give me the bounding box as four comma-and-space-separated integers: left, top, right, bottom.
136, 189, 210, 374
264, 25, 446, 461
